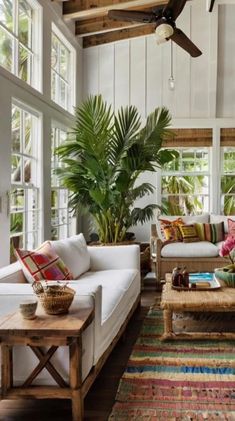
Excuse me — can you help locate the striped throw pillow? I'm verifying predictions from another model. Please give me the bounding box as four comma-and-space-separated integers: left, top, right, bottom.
179, 224, 200, 243
15, 242, 73, 283
195, 222, 224, 243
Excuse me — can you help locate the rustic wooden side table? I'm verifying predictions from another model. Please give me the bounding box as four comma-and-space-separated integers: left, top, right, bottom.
161, 273, 235, 341
0, 305, 94, 421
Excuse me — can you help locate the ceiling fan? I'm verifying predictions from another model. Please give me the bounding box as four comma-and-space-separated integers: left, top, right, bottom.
108, 0, 202, 57
208, 0, 215, 12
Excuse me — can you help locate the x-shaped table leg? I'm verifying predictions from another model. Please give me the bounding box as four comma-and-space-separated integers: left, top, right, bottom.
22, 346, 68, 388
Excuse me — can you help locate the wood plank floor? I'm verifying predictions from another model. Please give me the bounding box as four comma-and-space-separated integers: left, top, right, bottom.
0, 284, 158, 421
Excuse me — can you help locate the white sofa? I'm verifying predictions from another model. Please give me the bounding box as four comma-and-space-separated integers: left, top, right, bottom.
0, 235, 141, 401
151, 214, 234, 281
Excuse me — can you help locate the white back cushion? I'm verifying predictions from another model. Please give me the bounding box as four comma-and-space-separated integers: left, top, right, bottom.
51, 233, 90, 278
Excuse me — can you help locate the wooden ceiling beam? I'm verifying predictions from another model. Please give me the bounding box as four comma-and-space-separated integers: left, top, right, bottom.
63, 0, 168, 20
76, 15, 146, 36
83, 23, 155, 47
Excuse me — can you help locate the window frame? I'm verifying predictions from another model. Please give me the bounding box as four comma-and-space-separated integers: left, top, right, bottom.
51, 23, 76, 113
10, 99, 42, 257
220, 146, 235, 215
161, 147, 211, 215
0, 0, 42, 90
51, 123, 74, 240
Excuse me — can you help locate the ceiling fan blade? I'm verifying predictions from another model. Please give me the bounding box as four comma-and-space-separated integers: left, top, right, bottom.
108, 10, 155, 23
170, 28, 202, 57
208, 0, 215, 12
163, 0, 187, 20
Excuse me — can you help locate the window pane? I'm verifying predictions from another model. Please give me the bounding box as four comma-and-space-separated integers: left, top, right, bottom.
51, 33, 59, 71
19, 44, 31, 82
10, 212, 23, 233
18, 0, 32, 47
11, 104, 40, 254
0, 0, 13, 31
60, 44, 69, 80
12, 107, 21, 153
10, 189, 25, 212
60, 78, 67, 109
11, 155, 21, 183
0, 25, 13, 71
51, 29, 74, 111
23, 158, 31, 183
161, 147, 210, 215
24, 111, 32, 153
51, 70, 56, 102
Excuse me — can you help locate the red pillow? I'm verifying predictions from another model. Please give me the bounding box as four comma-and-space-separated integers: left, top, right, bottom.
15, 242, 73, 283
228, 218, 235, 238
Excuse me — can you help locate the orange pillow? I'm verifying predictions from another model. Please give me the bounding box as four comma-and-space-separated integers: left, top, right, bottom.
160, 217, 184, 242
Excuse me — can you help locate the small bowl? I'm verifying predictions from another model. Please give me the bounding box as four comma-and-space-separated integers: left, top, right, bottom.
19, 299, 38, 320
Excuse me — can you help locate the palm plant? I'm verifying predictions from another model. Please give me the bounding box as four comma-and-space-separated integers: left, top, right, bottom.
56, 95, 177, 243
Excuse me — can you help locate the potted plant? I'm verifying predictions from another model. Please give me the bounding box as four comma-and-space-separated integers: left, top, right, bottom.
55, 95, 177, 243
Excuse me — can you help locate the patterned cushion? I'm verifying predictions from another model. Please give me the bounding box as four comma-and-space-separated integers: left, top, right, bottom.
179, 224, 200, 243
195, 222, 224, 243
228, 219, 235, 238
159, 217, 184, 242
15, 242, 73, 283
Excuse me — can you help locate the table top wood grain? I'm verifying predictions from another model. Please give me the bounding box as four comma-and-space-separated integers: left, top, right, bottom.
0, 305, 94, 337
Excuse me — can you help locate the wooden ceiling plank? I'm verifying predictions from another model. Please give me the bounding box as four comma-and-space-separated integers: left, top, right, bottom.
76, 16, 144, 36
83, 23, 155, 47
63, 0, 168, 20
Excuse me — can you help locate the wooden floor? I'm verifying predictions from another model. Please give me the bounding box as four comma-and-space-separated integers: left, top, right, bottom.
0, 282, 158, 421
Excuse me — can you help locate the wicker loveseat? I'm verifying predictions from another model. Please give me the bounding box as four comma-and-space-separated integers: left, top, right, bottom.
151, 213, 234, 283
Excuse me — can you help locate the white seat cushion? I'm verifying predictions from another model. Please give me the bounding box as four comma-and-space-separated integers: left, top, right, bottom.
79, 269, 138, 322
161, 241, 219, 258
51, 233, 90, 278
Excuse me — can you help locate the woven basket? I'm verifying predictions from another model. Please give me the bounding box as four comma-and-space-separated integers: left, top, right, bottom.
32, 282, 75, 315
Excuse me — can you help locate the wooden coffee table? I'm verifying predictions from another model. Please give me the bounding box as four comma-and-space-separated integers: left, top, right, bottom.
160, 273, 235, 340
0, 305, 94, 421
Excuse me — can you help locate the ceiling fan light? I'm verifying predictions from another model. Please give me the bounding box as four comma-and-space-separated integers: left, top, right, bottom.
155, 23, 174, 40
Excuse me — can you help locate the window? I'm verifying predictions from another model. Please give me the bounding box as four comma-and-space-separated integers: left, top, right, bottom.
51, 126, 73, 240
161, 148, 210, 215
0, 0, 41, 88
221, 147, 235, 215
10, 102, 41, 261
51, 25, 75, 112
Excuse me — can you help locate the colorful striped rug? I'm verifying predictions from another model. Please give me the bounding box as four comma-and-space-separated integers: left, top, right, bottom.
109, 306, 235, 420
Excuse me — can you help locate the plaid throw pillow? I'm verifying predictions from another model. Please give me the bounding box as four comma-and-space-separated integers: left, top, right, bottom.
15, 242, 73, 283
195, 222, 224, 243
179, 224, 200, 243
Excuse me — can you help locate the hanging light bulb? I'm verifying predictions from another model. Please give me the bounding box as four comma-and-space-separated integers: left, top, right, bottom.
168, 41, 175, 91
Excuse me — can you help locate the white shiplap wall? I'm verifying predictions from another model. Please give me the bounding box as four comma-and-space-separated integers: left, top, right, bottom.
82, 0, 235, 241
83, 0, 220, 119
